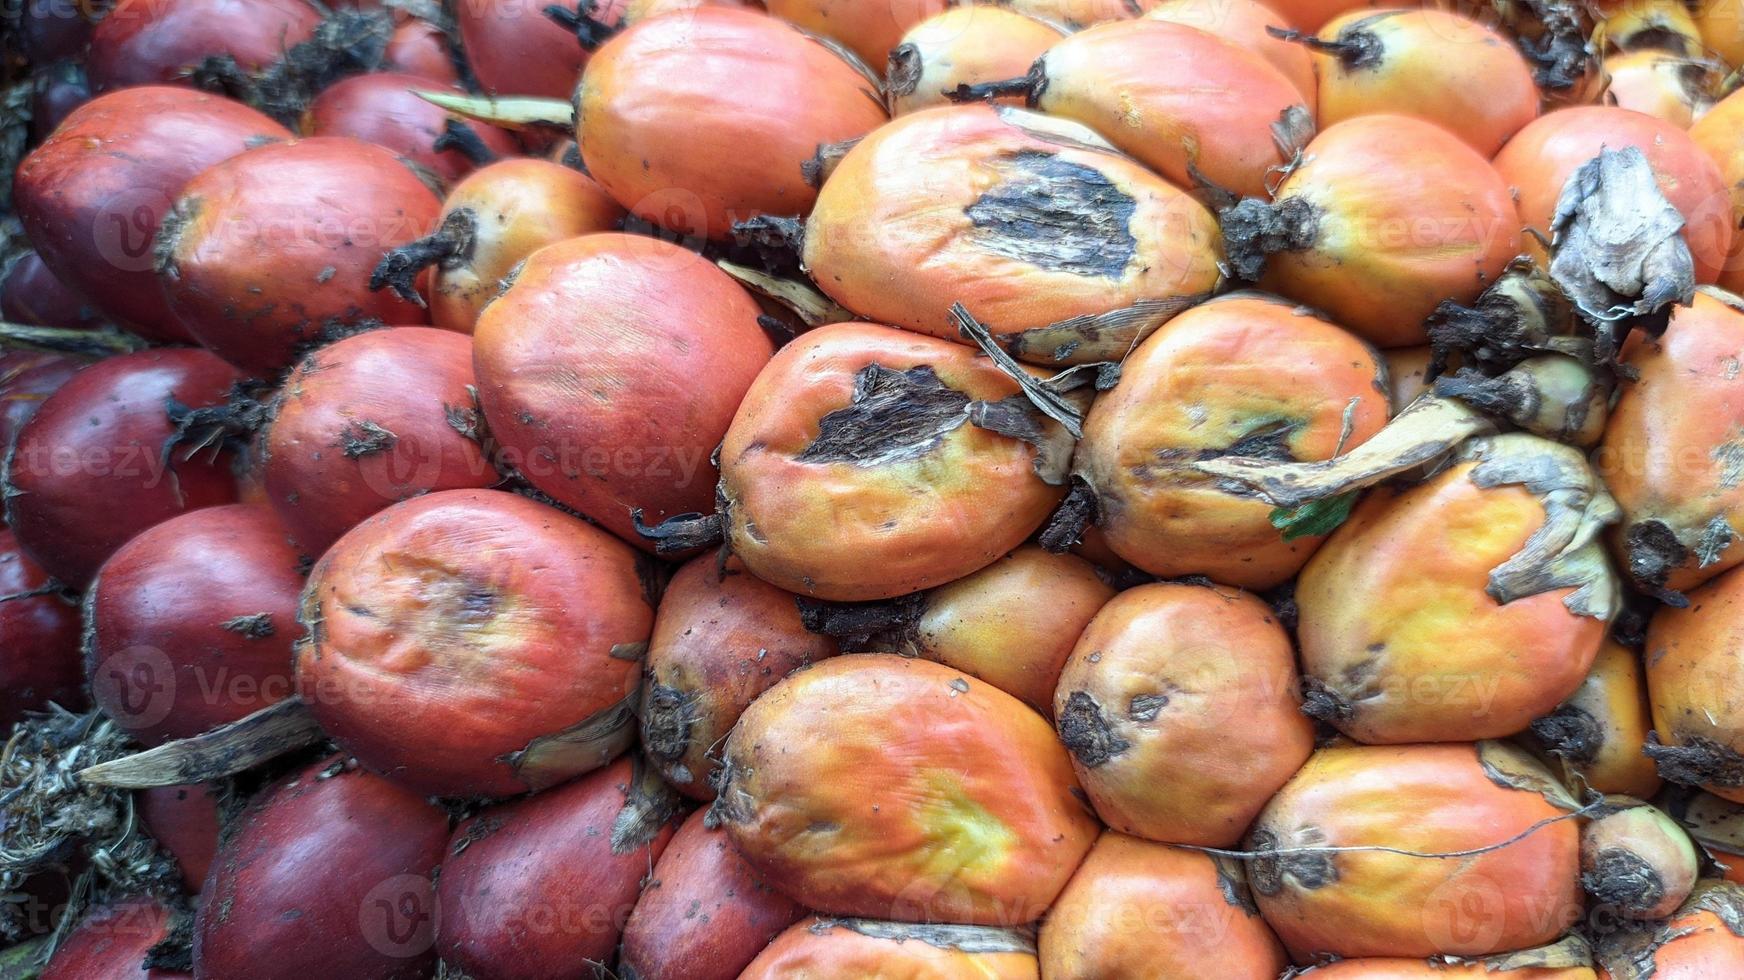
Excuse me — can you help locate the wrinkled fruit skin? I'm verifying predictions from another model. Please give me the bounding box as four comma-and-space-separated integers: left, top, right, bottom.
42, 895, 187, 980
619, 809, 807, 980
738, 917, 1040, 979
1038, 831, 1288, 980
194, 759, 449, 980
472, 233, 772, 550
577, 7, 888, 239
296, 489, 651, 797
85, 504, 302, 746
4, 348, 242, 587
641, 555, 837, 800
137, 783, 222, 894
13, 87, 291, 342
1075, 291, 1390, 589
159, 137, 440, 375
262, 327, 496, 555
1645, 562, 1744, 803
436, 756, 681, 980
1055, 582, 1315, 846
1246, 742, 1582, 961
0, 529, 83, 730
719, 322, 1067, 600
714, 654, 1100, 925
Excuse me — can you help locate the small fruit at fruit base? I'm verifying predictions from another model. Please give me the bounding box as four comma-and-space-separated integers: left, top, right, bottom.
436, 756, 682, 980
194, 758, 449, 980
41, 895, 187, 979
1599, 291, 1744, 597
302, 73, 519, 185
261, 326, 496, 555
156, 137, 441, 375
0, 529, 82, 730
1531, 640, 1663, 799
641, 555, 837, 800
84, 504, 302, 746
716, 322, 1070, 600
4, 348, 242, 587
619, 808, 807, 980
885, 7, 1063, 116
1246, 741, 1583, 960
1055, 582, 1315, 846
12, 87, 291, 342
1072, 291, 1390, 589
85, 0, 320, 91
296, 489, 650, 797
576, 7, 888, 239
1295, 433, 1618, 743
1643, 559, 1744, 803
471, 233, 772, 551
1041, 831, 1287, 979
763, 0, 948, 70
137, 783, 222, 894
1303, 8, 1539, 155
1146, 0, 1316, 100
1580, 798, 1699, 919
713, 654, 1100, 924
802, 104, 1223, 365
1594, 881, 1744, 979
739, 918, 1039, 979
1223, 114, 1521, 348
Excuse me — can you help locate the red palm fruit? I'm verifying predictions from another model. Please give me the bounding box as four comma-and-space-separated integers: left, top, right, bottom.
1597, 291, 1744, 595
0, 352, 82, 461
714, 654, 1100, 925
740, 918, 1040, 978
458, 0, 598, 98
261, 327, 496, 555
0, 529, 83, 729
1305, 9, 1538, 155
436, 756, 681, 980
391, 158, 624, 333
1295, 433, 1617, 743
86, 0, 320, 91
383, 19, 460, 85
0, 251, 102, 329
642, 555, 837, 800
302, 74, 519, 185
1075, 292, 1389, 588
1055, 583, 1313, 846
1494, 107, 1732, 284
4, 349, 242, 587
1146, 0, 1317, 99
194, 758, 449, 980
295, 489, 651, 797
1581, 799, 1699, 919
1301, 958, 1597, 978
13, 87, 290, 342
137, 784, 222, 893
1596, 882, 1744, 979
157, 137, 441, 374
619, 808, 806, 980
1007, 19, 1310, 199
1227, 114, 1520, 348
1039, 831, 1288, 979
1532, 641, 1663, 798
1601, 50, 1720, 128
719, 322, 1070, 600
764, 0, 948, 69
576, 7, 887, 239
802, 105, 1223, 365
84, 504, 302, 746
1247, 742, 1584, 960
1644, 561, 1744, 802
1689, 92, 1744, 292
472, 234, 771, 550
886, 7, 1063, 115
41, 896, 187, 980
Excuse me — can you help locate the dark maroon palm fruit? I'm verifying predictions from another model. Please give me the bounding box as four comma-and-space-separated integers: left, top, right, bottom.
3, 349, 242, 588
456, 0, 594, 99
0, 352, 83, 451
0, 252, 101, 329
0, 529, 83, 729
137, 784, 222, 894
29, 61, 92, 144
41, 895, 188, 980
302, 73, 520, 185
619, 808, 806, 980
12, 87, 291, 342
157, 137, 441, 375
436, 756, 683, 980
195, 758, 449, 980
85, 504, 302, 746
382, 20, 461, 85
261, 327, 497, 555
16, 0, 103, 63
85, 0, 321, 92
